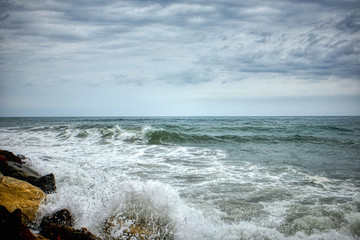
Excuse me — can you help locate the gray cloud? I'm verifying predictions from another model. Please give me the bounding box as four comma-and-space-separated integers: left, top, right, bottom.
159, 67, 214, 85
1, 1, 359, 77
0, 0, 359, 116
337, 11, 360, 33
0, 14, 10, 21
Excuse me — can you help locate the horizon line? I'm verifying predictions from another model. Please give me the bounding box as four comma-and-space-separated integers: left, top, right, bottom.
1, 115, 359, 118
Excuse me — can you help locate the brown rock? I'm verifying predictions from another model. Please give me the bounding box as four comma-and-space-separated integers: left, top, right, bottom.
0, 205, 36, 240
40, 223, 100, 240
0, 173, 45, 222
34, 234, 50, 240
102, 216, 153, 240
0, 154, 9, 170
41, 209, 74, 228
0, 149, 23, 164
40, 209, 99, 240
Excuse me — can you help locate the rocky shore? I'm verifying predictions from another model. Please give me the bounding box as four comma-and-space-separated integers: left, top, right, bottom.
0, 149, 159, 240
0, 149, 100, 240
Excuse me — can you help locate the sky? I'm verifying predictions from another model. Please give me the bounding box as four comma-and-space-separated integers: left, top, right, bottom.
0, 0, 360, 116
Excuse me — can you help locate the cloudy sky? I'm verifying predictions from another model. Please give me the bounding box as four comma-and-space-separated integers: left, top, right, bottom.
0, 0, 359, 116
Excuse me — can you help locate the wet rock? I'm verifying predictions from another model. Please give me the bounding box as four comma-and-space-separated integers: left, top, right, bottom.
41, 209, 74, 228
0, 205, 36, 240
0, 173, 45, 222
2, 160, 56, 194
0, 149, 23, 164
0, 155, 9, 170
102, 216, 155, 240
34, 234, 50, 240
17, 154, 27, 160
40, 224, 100, 240
4, 161, 41, 181
40, 209, 99, 240
32, 173, 56, 194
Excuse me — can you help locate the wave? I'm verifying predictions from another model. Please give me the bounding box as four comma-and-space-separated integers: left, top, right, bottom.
53, 125, 135, 142
38, 178, 360, 240
141, 127, 217, 145
3, 117, 359, 240
141, 128, 350, 146
48, 124, 357, 147
319, 125, 355, 133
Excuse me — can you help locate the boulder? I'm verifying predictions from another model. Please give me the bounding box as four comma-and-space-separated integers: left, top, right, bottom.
32, 173, 56, 194
17, 154, 27, 160
102, 216, 153, 240
4, 161, 41, 181
40, 209, 99, 240
0, 205, 36, 240
0, 155, 8, 170
41, 209, 74, 228
0, 173, 45, 222
40, 224, 100, 240
34, 234, 50, 240
0, 149, 23, 164
40, 209, 100, 240
2, 160, 56, 194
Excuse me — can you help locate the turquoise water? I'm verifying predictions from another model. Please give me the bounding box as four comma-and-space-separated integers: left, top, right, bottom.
0, 117, 359, 239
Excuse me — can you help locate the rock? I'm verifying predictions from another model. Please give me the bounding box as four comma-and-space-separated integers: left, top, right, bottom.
102, 216, 153, 240
0, 173, 45, 222
2, 161, 56, 194
0, 154, 9, 170
17, 154, 27, 160
4, 161, 41, 181
40, 209, 99, 240
40, 223, 100, 240
41, 209, 74, 228
0, 205, 36, 240
34, 234, 50, 240
32, 173, 56, 194
0, 149, 23, 164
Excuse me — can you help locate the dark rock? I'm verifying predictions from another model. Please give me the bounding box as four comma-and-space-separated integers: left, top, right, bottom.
40, 209, 100, 240
0, 205, 36, 240
17, 154, 26, 160
40, 223, 100, 240
0, 150, 23, 164
2, 161, 56, 194
5, 161, 41, 181
32, 173, 56, 194
41, 209, 74, 228
0, 154, 9, 171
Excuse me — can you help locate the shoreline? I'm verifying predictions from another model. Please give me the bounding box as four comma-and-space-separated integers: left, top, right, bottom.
0, 149, 153, 240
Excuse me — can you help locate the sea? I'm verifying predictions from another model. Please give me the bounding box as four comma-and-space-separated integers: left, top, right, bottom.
0, 116, 359, 240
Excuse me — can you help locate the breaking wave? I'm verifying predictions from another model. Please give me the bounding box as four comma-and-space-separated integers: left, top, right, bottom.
37, 124, 357, 147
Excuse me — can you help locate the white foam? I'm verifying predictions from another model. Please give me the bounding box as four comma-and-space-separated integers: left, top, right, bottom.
305, 174, 332, 186
1, 122, 359, 240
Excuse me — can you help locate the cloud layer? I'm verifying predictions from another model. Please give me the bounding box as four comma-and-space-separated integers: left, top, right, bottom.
1, 0, 359, 116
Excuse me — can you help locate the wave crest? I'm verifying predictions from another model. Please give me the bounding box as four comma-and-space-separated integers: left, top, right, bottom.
51, 124, 355, 147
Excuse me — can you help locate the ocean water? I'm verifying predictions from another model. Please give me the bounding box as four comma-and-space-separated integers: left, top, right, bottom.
0, 117, 359, 239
